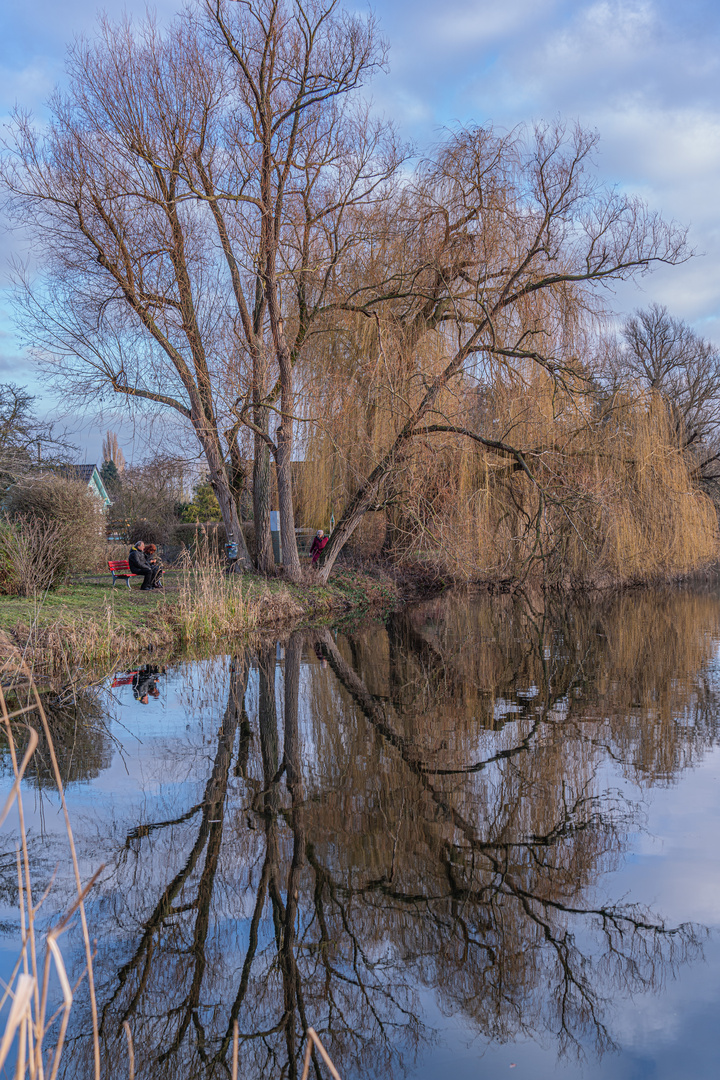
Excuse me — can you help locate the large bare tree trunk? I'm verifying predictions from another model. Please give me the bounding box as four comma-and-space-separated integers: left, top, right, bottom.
202, 429, 253, 571
253, 418, 275, 575
252, 341, 275, 574
275, 340, 302, 582
276, 433, 301, 581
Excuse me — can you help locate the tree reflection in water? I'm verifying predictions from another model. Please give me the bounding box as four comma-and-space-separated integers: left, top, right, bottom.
60, 588, 720, 1079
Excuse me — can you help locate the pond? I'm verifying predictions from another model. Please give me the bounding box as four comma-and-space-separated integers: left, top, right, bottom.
3, 584, 720, 1079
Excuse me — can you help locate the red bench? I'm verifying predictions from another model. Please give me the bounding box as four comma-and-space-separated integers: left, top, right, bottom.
108, 559, 139, 588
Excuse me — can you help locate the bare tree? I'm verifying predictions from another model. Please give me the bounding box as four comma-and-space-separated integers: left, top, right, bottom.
0, 383, 76, 492
1, 18, 256, 567
101, 430, 126, 472
197, 0, 399, 579
1, 1, 399, 581
614, 303, 720, 488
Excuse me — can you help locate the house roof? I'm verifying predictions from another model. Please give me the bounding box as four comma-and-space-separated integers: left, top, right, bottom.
59, 464, 97, 483
57, 463, 111, 506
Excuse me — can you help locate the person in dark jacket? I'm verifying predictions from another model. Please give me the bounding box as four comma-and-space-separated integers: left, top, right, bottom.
144, 544, 164, 586
128, 541, 161, 590
132, 664, 163, 704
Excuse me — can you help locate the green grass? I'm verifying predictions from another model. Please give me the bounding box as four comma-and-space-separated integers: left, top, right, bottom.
0, 573, 176, 632
0, 565, 401, 669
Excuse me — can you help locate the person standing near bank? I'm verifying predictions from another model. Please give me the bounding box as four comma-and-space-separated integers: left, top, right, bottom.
309, 529, 328, 565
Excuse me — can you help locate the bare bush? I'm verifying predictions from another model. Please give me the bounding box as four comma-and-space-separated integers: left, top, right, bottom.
6, 475, 105, 577
126, 517, 167, 547
106, 460, 186, 544
0, 515, 64, 595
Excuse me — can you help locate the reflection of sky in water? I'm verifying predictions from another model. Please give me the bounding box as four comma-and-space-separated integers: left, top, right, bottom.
418, 744, 720, 1079
2, 591, 720, 1079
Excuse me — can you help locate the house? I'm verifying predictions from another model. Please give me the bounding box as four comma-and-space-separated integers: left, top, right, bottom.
59, 464, 112, 508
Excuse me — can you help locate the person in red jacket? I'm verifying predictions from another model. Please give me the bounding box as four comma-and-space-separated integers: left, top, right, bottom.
309, 529, 328, 565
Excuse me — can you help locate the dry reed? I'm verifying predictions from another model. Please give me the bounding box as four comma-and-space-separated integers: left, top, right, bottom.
0, 653, 344, 1079
301, 1028, 343, 1080
170, 534, 259, 644
0, 650, 102, 1080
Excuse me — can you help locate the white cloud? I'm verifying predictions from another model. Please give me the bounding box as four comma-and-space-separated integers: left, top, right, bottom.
425, 0, 560, 47
437, 0, 720, 335
546, 0, 659, 69
0, 61, 58, 118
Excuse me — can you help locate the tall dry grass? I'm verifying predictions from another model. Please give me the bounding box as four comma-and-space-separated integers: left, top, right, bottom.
169, 535, 260, 645
6, 598, 170, 678
0, 651, 101, 1080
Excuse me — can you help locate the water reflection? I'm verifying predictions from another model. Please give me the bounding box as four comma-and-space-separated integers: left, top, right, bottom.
0, 684, 111, 788
14, 587, 720, 1078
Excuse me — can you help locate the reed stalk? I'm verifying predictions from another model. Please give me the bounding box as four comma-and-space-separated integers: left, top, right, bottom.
171, 531, 258, 645
0, 650, 344, 1079
0, 651, 101, 1080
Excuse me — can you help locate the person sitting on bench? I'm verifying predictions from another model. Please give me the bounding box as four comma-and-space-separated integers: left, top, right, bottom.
128, 541, 162, 591
144, 544, 164, 586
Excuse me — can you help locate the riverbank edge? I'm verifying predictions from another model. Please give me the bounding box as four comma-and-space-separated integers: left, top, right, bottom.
3, 562, 719, 677
0, 565, 430, 675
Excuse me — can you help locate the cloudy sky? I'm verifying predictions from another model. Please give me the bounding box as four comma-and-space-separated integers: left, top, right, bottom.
1, 0, 719, 460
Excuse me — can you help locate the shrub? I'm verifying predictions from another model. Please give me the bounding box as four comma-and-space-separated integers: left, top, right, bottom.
5, 475, 105, 580
178, 479, 222, 522
128, 517, 168, 546
0, 515, 64, 595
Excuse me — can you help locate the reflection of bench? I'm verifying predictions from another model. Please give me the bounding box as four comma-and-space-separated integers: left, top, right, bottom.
111, 671, 139, 686
108, 560, 138, 588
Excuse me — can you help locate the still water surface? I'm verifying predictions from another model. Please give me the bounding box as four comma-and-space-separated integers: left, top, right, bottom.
4, 586, 720, 1078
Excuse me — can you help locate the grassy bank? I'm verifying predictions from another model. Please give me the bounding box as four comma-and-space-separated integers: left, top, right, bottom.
0, 565, 400, 673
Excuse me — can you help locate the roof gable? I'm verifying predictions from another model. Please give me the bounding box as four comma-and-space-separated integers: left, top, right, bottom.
58, 463, 111, 506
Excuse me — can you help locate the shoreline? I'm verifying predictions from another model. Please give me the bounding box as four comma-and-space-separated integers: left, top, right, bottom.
0, 565, 411, 675
2, 562, 719, 677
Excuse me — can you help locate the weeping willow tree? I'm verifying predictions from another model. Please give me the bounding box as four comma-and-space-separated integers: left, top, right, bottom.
295, 317, 718, 584
376, 378, 718, 585
291, 124, 715, 586
287, 121, 715, 584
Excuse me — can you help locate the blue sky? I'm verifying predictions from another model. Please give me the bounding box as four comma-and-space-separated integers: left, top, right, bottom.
2, 0, 720, 462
